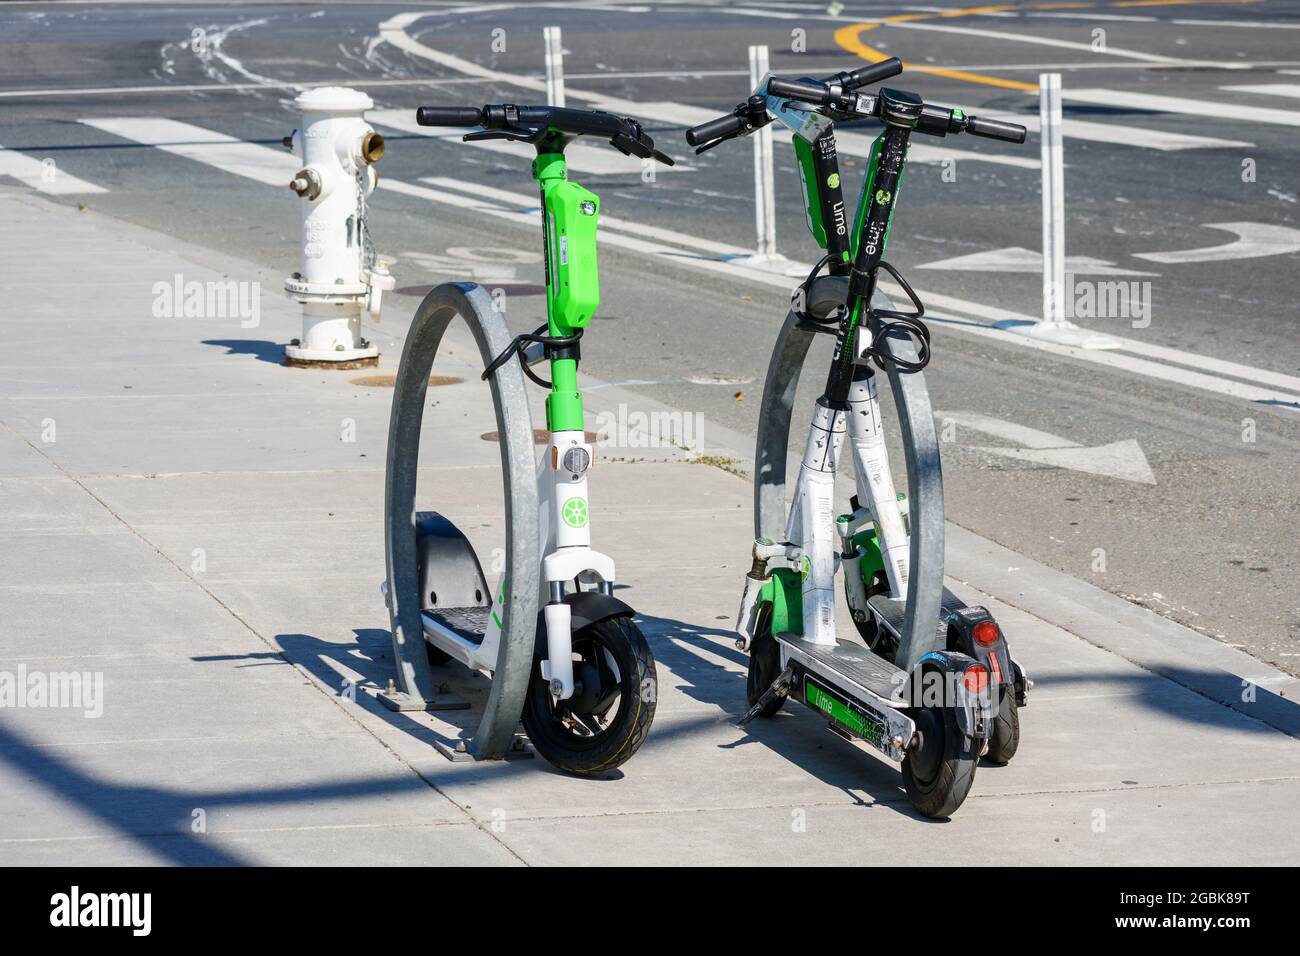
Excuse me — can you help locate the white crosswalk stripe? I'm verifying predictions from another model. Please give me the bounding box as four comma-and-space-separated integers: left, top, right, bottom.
60, 114, 1300, 411
0, 145, 107, 194
80, 117, 297, 186
1219, 84, 1300, 101
1056, 89, 1300, 128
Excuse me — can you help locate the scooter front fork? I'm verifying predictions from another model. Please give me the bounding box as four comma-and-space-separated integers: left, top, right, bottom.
847, 368, 909, 598
542, 581, 574, 698
735, 538, 787, 651
791, 398, 845, 646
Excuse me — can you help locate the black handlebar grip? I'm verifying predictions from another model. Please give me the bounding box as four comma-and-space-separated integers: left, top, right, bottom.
685, 112, 746, 147
767, 78, 830, 105
843, 57, 903, 90
966, 115, 1028, 144
415, 106, 484, 127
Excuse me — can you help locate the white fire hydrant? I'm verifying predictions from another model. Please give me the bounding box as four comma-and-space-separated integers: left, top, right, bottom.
283, 87, 393, 368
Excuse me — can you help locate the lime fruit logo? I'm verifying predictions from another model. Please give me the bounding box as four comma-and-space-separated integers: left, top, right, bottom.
562, 496, 588, 528
875, 189, 892, 204
826, 173, 840, 189
799, 555, 811, 581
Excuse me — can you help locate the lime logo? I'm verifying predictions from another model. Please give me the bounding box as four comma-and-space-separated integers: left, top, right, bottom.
826, 172, 840, 189
561, 496, 588, 528
875, 189, 892, 204
799, 555, 811, 581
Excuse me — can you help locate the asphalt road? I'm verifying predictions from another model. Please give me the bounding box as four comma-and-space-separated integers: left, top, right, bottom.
2, 0, 1298, 672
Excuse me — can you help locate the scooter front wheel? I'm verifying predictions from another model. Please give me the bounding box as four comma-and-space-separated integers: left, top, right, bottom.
746, 604, 785, 718
901, 705, 979, 818
522, 616, 657, 776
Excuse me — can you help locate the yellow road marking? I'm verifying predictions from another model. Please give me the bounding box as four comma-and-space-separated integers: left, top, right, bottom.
833, 0, 1267, 92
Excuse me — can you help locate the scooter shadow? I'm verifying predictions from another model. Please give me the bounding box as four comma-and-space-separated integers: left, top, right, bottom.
634, 612, 954, 821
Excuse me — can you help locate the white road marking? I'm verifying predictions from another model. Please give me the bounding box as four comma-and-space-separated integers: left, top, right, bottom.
974, 108, 1251, 151
79, 117, 297, 187
1219, 83, 1300, 100
1022, 12, 1156, 21
419, 176, 751, 257
1172, 19, 1300, 29
75, 116, 1300, 412
1057, 89, 1300, 128
935, 410, 1156, 484
377, 11, 1036, 169
1135, 222, 1300, 264
918, 246, 1157, 276
882, 19, 1209, 65
0, 146, 107, 194
915, 293, 1300, 408
368, 109, 689, 176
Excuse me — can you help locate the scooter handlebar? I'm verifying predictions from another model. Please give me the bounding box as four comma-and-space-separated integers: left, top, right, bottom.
415, 106, 485, 127
965, 114, 1028, 144
841, 57, 904, 90
685, 112, 747, 147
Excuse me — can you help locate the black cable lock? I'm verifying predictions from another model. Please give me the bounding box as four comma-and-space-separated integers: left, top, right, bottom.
482, 324, 584, 389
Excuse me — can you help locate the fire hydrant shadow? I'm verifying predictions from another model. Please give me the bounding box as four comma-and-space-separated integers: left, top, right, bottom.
202, 339, 286, 364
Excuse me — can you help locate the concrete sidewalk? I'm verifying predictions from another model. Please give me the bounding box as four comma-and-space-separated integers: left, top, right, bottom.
1, 190, 1297, 865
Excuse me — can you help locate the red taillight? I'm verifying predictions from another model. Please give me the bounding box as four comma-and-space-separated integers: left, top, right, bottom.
963, 665, 989, 694
972, 620, 1000, 647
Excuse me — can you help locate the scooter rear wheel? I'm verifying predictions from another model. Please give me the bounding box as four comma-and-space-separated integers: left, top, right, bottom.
985, 690, 1020, 765
901, 705, 979, 818
521, 615, 657, 776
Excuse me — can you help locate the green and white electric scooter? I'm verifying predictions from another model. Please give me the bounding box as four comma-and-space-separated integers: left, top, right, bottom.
386, 104, 674, 774
687, 60, 1031, 816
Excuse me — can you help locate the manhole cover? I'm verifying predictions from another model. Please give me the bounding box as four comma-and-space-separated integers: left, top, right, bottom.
481, 429, 601, 445
349, 374, 464, 387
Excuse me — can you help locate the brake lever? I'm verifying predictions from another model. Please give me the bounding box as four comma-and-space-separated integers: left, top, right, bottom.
463, 124, 540, 145
611, 130, 677, 166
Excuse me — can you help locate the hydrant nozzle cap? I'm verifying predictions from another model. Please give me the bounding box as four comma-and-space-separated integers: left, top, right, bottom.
361, 131, 385, 165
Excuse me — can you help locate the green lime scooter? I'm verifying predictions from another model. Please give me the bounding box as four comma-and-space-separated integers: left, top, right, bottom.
384, 103, 673, 774
687, 60, 1031, 816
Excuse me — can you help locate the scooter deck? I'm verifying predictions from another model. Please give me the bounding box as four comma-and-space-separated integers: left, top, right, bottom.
777, 634, 906, 703
866, 586, 972, 642
422, 607, 488, 645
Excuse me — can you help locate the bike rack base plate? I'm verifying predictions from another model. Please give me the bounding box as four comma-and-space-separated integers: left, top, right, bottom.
433, 735, 535, 763
375, 689, 471, 712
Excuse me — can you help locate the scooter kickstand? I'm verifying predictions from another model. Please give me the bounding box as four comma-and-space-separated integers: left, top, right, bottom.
738, 663, 795, 727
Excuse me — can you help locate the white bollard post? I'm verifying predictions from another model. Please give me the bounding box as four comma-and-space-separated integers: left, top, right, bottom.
544, 26, 566, 108
1041, 72, 1066, 328
726, 46, 801, 275
750, 44, 776, 260
996, 73, 1118, 348
283, 87, 393, 368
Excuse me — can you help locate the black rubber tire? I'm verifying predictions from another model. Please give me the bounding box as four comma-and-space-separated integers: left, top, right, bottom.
985, 689, 1020, 765
746, 604, 785, 718
425, 640, 451, 667
901, 704, 979, 819
846, 570, 897, 662
521, 615, 656, 777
